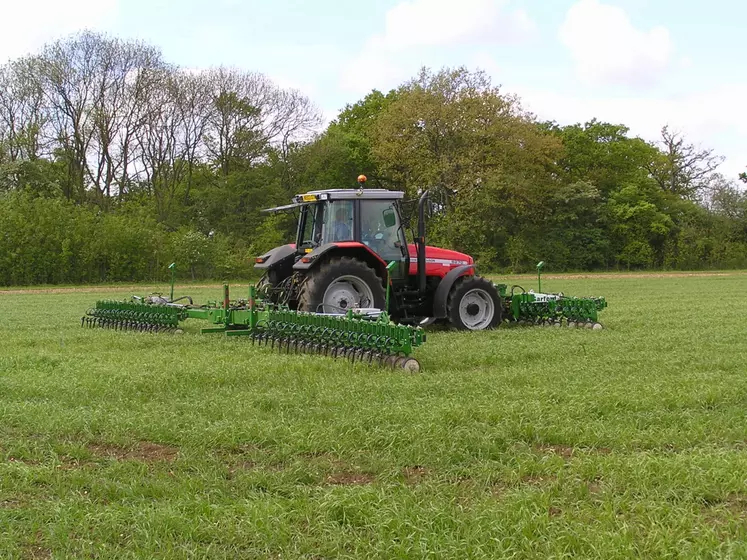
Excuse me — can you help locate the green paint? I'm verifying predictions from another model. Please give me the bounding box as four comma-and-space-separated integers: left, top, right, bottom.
83, 283, 426, 360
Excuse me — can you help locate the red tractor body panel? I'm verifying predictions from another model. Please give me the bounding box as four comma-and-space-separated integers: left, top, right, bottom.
333, 241, 388, 265
303, 241, 473, 281
407, 244, 474, 279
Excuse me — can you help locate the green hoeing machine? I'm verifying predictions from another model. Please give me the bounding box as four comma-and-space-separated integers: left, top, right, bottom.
500, 261, 607, 329
83, 263, 427, 372
81, 183, 607, 371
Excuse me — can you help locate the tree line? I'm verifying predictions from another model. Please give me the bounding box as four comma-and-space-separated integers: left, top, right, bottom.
2, 31, 746, 285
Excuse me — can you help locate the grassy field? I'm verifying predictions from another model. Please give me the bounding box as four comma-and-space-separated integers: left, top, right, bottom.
1, 272, 747, 559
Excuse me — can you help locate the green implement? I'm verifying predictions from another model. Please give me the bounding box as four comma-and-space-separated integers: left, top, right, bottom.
494, 263, 607, 328
82, 283, 425, 372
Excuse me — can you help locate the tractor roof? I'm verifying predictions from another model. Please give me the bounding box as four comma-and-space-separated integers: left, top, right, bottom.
262, 188, 405, 214
292, 189, 404, 203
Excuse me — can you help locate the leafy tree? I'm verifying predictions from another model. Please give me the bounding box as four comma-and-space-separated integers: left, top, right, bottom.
606, 183, 674, 268
372, 67, 560, 200
0, 157, 65, 197
545, 120, 660, 196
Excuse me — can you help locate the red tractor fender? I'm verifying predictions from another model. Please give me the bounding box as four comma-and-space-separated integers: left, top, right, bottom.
432, 264, 476, 318
292, 242, 389, 280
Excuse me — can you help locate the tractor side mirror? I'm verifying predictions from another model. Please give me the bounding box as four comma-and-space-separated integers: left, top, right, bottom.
383, 208, 396, 228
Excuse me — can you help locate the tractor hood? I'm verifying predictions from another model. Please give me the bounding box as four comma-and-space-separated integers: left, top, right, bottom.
407, 244, 474, 278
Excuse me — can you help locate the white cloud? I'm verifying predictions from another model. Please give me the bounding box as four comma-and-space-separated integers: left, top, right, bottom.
0, 0, 119, 62
340, 0, 535, 94
558, 0, 674, 87
381, 0, 532, 49
519, 85, 747, 179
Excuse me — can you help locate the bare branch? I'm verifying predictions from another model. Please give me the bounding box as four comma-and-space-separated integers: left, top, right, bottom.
652, 125, 725, 198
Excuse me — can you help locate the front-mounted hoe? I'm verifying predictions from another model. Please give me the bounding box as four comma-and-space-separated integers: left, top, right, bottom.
80, 176, 608, 371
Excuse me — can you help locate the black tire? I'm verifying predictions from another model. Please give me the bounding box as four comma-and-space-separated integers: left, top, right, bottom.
298, 256, 386, 313
447, 276, 502, 330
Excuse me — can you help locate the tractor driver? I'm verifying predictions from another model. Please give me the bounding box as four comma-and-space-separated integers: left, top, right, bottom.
361, 205, 400, 259
329, 203, 352, 241
361, 214, 378, 246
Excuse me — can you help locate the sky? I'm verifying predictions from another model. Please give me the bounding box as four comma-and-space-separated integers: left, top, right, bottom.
0, 0, 744, 179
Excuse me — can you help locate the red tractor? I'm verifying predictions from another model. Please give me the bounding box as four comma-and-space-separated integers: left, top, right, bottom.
254, 176, 502, 330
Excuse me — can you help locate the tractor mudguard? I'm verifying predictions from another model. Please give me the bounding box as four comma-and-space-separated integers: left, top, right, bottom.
432, 264, 475, 318
254, 244, 296, 270
292, 243, 339, 271
292, 242, 387, 277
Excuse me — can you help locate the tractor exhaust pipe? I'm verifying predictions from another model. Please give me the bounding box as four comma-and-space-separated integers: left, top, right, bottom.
417, 190, 429, 293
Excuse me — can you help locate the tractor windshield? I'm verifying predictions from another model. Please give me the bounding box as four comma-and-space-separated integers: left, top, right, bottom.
360, 200, 407, 261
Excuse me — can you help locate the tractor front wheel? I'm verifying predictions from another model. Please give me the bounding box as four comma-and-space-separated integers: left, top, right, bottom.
298, 257, 386, 314
447, 276, 502, 330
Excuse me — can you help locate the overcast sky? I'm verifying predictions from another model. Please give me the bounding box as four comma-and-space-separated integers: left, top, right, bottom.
1, 0, 744, 179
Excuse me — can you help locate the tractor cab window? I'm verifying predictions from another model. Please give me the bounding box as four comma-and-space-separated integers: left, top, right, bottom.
322, 200, 354, 243
360, 200, 406, 262
299, 203, 324, 248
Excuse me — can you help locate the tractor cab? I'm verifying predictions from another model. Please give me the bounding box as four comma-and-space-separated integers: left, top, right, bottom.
290, 188, 408, 265
259, 183, 415, 288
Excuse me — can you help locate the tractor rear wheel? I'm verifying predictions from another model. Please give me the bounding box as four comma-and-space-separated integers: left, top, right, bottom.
447, 276, 502, 330
298, 256, 386, 314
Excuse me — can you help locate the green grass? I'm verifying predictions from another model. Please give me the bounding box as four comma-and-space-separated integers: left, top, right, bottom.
2, 272, 747, 558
